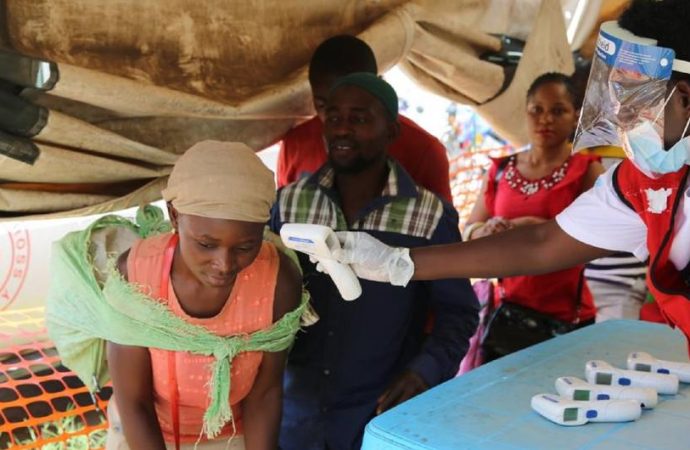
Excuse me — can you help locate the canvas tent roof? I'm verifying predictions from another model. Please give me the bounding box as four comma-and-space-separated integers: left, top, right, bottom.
0, 0, 629, 219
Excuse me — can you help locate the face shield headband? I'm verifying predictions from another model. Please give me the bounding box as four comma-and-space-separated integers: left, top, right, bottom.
573, 21, 690, 178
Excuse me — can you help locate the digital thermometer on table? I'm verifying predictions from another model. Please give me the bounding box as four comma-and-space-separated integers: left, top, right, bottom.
531, 394, 641, 426
627, 352, 690, 383
555, 376, 657, 408
585, 360, 679, 395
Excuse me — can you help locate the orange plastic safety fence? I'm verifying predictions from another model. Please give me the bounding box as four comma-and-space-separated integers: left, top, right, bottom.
449, 146, 513, 225
0, 307, 111, 450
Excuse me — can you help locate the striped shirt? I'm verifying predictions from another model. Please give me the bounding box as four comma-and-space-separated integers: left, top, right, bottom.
585, 252, 647, 288
581, 150, 647, 288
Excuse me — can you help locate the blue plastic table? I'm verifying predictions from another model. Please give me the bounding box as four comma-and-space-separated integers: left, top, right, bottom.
361, 320, 690, 450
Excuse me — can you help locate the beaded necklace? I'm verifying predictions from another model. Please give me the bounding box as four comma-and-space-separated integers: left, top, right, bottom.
503, 155, 570, 196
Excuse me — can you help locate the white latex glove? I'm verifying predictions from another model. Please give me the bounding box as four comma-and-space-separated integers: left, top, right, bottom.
333, 231, 414, 286
308, 255, 328, 274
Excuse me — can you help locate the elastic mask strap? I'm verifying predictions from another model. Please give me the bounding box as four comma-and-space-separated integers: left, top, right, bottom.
681, 116, 690, 142
672, 58, 690, 75
653, 84, 678, 125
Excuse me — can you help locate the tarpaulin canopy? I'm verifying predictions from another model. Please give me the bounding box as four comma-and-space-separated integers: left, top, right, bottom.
0, 0, 625, 219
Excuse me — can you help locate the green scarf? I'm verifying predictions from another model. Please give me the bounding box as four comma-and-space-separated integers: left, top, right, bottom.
46, 205, 309, 438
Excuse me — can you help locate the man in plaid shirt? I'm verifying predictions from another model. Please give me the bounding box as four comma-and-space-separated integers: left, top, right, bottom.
269, 73, 479, 450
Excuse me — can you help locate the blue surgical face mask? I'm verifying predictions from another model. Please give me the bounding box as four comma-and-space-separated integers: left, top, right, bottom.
623, 117, 690, 178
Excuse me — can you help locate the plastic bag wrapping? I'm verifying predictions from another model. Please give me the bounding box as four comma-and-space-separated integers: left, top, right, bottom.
573, 21, 674, 154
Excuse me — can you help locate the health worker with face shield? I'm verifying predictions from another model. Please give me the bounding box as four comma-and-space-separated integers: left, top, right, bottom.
329, 0, 690, 354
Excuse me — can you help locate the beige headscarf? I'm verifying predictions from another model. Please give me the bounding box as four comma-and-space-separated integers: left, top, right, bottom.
162, 140, 275, 222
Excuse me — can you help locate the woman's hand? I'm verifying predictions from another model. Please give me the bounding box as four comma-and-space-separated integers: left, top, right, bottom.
510, 216, 547, 227
471, 216, 547, 239
471, 217, 514, 239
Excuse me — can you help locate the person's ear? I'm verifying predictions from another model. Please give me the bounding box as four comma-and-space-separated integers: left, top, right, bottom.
387, 119, 401, 142
167, 202, 179, 232
676, 80, 690, 116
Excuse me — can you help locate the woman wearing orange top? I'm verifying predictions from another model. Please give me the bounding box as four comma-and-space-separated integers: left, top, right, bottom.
106, 141, 302, 450
464, 73, 605, 361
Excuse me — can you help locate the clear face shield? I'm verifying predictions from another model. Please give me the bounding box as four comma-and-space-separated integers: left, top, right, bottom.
573, 21, 690, 178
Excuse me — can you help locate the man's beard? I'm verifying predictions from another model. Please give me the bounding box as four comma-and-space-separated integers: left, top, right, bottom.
329, 154, 374, 174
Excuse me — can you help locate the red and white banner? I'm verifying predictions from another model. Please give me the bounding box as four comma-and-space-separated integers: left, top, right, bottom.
0, 206, 149, 311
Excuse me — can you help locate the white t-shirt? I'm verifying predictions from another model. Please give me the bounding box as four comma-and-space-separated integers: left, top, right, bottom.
556, 163, 690, 270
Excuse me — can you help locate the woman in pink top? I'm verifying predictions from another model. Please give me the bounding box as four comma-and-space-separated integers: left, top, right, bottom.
106, 141, 302, 450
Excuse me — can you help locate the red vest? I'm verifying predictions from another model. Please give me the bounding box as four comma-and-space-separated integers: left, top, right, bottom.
613, 160, 690, 349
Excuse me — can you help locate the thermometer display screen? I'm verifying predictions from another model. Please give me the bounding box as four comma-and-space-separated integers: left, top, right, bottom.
596, 372, 613, 385
634, 363, 652, 372
563, 407, 579, 422
573, 389, 590, 401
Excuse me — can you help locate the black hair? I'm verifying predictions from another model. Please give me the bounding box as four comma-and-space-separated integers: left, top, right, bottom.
308, 35, 378, 84
526, 72, 578, 107
618, 0, 690, 82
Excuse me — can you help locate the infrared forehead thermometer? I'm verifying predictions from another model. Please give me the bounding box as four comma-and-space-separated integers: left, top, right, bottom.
555, 376, 658, 408
585, 360, 679, 395
531, 394, 641, 426
627, 352, 690, 383
280, 223, 362, 301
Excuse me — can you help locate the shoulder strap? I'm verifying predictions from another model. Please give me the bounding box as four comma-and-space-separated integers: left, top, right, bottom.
493, 156, 511, 189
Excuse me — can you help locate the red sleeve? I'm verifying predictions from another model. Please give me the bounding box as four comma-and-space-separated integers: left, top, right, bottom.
420, 137, 453, 203
276, 139, 291, 188
393, 117, 452, 203
276, 118, 326, 187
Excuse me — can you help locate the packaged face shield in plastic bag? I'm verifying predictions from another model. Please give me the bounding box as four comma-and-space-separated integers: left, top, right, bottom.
574, 21, 674, 152
573, 21, 690, 177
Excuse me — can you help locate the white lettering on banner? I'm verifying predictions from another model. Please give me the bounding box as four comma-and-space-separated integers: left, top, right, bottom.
0, 204, 158, 311
0, 229, 31, 310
